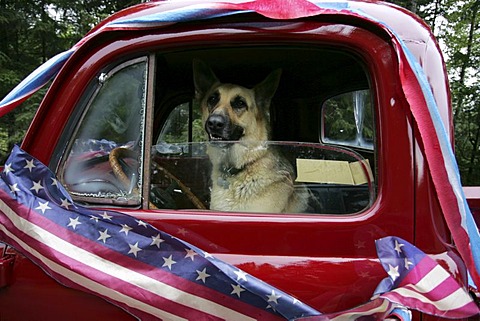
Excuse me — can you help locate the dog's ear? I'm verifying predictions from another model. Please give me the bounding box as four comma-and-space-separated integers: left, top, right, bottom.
254, 69, 282, 109
193, 59, 219, 98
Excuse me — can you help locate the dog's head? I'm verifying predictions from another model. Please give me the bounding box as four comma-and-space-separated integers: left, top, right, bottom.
193, 60, 281, 144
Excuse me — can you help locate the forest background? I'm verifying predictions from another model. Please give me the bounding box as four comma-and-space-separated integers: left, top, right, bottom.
0, 0, 479, 185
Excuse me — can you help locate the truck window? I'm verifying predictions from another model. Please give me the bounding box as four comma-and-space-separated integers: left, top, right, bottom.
59, 57, 148, 205
321, 90, 374, 150
150, 46, 376, 214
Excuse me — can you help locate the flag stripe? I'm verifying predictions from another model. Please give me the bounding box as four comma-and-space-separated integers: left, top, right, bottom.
5, 198, 279, 320
0, 192, 258, 321
327, 299, 392, 321
0, 212, 186, 320
387, 286, 473, 311
402, 264, 449, 293
394, 39, 480, 286
382, 288, 478, 318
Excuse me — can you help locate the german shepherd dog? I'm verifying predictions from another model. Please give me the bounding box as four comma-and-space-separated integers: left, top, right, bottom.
193, 60, 309, 213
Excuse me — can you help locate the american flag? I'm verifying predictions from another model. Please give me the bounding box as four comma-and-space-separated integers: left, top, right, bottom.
0, 145, 321, 320
296, 236, 480, 321
374, 237, 479, 319
1, 146, 478, 320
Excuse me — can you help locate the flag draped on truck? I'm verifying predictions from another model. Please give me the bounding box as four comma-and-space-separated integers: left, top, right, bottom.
1, 145, 478, 320
0, 0, 480, 319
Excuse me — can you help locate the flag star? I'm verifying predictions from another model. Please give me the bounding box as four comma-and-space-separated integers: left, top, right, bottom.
203, 251, 213, 259
230, 284, 245, 297
234, 269, 248, 282
3, 163, 14, 174
60, 198, 72, 209
150, 234, 164, 248
266, 290, 281, 304
51, 178, 59, 187
404, 258, 414, 270
293, 298, 302, 305
128, 242, 142, 257
120, 224, 133, 235
97, 229, 111, 243
196, 268, 210, 283
162, 255, 176, 270
100, 211, 113, 220
387, 264, 400, 281
136, 219, 148, 228
394, 240, 404, 254
90, 215, 100, 223
67, 217, 82, 229
9, 183, 20, 194
30, 181, 44, 193
35, 201, 51, 214
24, 159, 36, 172
185, 249, 198, 261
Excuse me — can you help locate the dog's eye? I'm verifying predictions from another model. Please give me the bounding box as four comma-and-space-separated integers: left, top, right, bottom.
207, 92, 219, 109
231, 96, 247, 110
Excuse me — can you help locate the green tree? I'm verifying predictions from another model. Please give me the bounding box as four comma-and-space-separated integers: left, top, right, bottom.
0, 0, 141, 163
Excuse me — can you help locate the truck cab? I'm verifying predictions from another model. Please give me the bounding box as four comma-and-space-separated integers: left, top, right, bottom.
0, 0, 477, 320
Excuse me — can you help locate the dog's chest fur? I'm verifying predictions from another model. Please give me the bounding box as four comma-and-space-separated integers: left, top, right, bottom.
207, 144, 308, 213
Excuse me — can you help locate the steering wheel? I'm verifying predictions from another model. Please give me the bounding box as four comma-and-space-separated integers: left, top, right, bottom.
109, 147, 206, 210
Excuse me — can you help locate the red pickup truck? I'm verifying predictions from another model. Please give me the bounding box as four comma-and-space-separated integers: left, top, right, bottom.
1, 0, 480, 320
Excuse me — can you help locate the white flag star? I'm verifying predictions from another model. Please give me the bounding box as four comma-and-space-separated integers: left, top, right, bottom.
185, 249, 198, 261
203, 251, 213, 259
266, 290, 281, 304
150, 234, 164, 248
128, 242, 142, 257
51, 178, 59, 187
9, 183, 20, 194
97, 229, 111, 243
196, 268, 210, 283
162, 255, 176, 270
35, 201, 51, 214
404, 258, 414, 270
136, 219, 148, 228
60, 198, 72, 209
30, 181, 44, 193
100, 212, 113, 220
394, 240, 404, 254
234, 269, 248, 282
90, 215, 100, 223
3, 163, 14, 174
24, 159, 36, 172
67, 217, 82, 229
387, 264, 400, 281
119, 224, 132, 235
230, 284, 245, 297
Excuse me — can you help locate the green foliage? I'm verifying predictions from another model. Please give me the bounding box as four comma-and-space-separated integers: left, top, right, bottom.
0, 0, 141, 162
388, 0, 480, 185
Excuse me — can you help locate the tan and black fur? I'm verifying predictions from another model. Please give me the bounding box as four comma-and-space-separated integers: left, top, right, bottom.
193, 60, 309, 213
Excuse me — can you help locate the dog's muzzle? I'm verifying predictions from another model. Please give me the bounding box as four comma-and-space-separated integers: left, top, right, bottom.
205, 114, 244, 142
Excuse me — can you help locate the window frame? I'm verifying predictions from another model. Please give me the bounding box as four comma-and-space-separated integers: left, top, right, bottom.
56, 56, 149, 206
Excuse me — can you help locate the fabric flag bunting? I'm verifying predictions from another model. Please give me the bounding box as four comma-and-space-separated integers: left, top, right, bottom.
374, 237, 479, 319
296, 236, 479, 321
1, 146, 478, 320
0, 145, 321, 320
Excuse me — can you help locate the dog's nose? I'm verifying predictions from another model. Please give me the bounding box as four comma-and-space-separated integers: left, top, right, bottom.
206, 114, 226, 132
